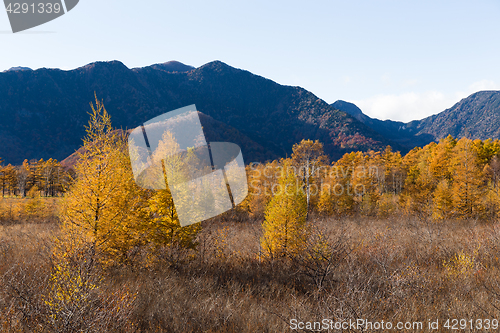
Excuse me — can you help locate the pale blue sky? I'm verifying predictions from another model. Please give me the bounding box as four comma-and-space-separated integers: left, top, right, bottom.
1, 0, 499, 122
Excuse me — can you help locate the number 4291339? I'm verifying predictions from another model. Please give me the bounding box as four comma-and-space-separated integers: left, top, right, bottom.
5, 2, 62, 14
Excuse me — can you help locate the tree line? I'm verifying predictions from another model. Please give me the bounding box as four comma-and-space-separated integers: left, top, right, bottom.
246, 135, 500, 225
243, 136, 500, 257
0, 157, 72, 197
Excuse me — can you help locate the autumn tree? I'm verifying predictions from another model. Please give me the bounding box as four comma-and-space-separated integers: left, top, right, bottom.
291, 139, 328, 217
138, 130, 201, 253
59, 97, 149, 265
429, 135, 456, 183
317, 152, 358, 216
473, 138, 500, 165
354, 151, 383, 215
39, 158, 59, 196
16, 160, 30, 197
451, 138, 485, 219
488, 155, 500, 188
400, 146, 435, 219
261, 160, 307, 258
1, 164, 16, 197
246, 160, 284, 218
317, 185, 334, 216
380, 146, 405, 195
27, 159, 43, 195
432, 179, 453, 221
146, 189, 200, 247
482, 181, 500, 220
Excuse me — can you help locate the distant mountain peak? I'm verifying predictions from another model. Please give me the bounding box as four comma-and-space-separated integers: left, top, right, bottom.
77, 60, 129, 72
4, 66, 32, 72
198, 60, 237, 72
332, 100, 370, 123
332, 100, 364, 116
148, 61, 195, 73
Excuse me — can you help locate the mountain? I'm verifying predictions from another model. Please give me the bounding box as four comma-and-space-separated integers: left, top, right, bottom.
60, 111, 275, 169
331, 100, 370, 123
412, 91, 500, 141
3, 67, 32, 72
332, 90, 500, 151
146, 61, 195, 73
332, 101, 434, 150
0, 60, 392, 165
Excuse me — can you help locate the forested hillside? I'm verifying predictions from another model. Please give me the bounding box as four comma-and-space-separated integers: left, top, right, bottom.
414, 91, 500, 140
333, 91, 500, 152
0, 60, 392, 165
248, 135, 500, 222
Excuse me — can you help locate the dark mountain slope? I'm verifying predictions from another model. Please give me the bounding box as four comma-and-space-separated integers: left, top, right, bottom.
0, 60, 392, 165
332, 100, 434, 151
412, 91, 500, 140
332, 90, 500, 151
332, 100, 370, 123
61, 111, 276, 168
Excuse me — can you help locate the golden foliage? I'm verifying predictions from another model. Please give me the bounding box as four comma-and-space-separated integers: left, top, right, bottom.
59, 97, 148, 265
443, 248, 479, 279
261, 160, 308, 258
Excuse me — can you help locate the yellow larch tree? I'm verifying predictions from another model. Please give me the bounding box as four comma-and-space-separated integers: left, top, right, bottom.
59, 97, 149, 265
140, 130, 201, 251
429, 135, 456, 183
400, 145, 435, 219
450, 138, 485, 219
261, 160, 307, 258
291, 139, 328, 216
246, 160, 281, 218
432, 179, 454, 221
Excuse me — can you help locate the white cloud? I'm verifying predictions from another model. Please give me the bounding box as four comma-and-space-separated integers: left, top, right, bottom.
353, 91, 451, 122
352, 80, 500, 123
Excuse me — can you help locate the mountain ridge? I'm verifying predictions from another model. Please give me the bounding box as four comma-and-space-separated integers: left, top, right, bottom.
413, 91, 500, 140
4, 59, 497, 166
332, 90, 500, 151
3, 66, 32, 72
0, 60, 393, 165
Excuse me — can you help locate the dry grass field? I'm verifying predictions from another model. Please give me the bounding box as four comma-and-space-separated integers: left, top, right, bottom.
1, 200, 500, 332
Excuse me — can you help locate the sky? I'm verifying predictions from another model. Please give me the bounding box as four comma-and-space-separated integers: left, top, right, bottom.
1, 0, 499, 122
